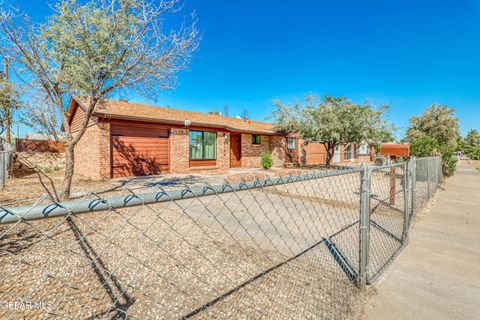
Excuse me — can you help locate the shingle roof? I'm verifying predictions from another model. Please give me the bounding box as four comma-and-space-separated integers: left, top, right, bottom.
74, 98, 277, 135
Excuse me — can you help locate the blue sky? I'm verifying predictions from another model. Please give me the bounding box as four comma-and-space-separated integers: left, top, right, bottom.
10, 0, 480, 138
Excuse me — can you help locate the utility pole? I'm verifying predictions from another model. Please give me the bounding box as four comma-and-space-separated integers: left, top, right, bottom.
2, 59, 11, 144
3, 59, 8, 79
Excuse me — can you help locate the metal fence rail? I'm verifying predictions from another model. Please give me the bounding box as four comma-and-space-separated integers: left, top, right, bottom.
0, 157, 442, 319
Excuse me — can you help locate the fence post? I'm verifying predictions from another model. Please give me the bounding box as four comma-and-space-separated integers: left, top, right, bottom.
426, 157, 431, 199
410, 157, 417, 222
358, 164, 371, 288
402, 162, 409, 243
0, 152, 4, 189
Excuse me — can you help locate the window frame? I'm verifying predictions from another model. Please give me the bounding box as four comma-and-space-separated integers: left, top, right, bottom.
287, 137, 296, 150
189, 130, 217, 160
252, 134, 262, 145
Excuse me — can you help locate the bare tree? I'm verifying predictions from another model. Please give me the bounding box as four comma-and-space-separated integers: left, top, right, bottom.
0, 0, 200, 198
20, 94, 63, 141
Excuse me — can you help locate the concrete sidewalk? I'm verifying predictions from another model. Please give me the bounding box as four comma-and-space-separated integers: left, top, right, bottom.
363, 160, 480, 320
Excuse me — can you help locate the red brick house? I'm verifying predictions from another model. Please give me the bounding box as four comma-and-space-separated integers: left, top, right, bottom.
67, 96, 301, 179
66, 97, 374, 179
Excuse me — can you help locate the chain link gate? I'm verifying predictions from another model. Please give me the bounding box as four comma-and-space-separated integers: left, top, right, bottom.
0, 157, 442, 319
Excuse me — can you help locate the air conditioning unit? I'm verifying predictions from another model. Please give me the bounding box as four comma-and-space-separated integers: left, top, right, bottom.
374, 156, 392, 166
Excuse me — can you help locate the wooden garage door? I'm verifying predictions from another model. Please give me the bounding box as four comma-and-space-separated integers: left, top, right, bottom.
305, 143, 327, 165
111, 121, 170, 178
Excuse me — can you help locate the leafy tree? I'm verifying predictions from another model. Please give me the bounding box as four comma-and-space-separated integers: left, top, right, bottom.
271, 95, 393, 165
468, 148, 480, 160
406, 104, 459, 149
405, 104, 459, 176
0, 0, 200, 198
410, 137, 439, 157
464, 129, 480, 147
459, 129, 480, 159
0, 78, 22, 146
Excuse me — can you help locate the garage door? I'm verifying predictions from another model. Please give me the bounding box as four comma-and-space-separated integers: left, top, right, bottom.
305, 143, 326, 165
111, 122, 170, 178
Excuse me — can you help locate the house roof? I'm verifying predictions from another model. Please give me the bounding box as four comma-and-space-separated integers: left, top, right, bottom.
69, 96, 278, 135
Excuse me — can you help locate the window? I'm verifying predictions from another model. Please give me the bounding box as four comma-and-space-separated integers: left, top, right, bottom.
252, 134, 261, 145
357, 143, 368, 155
189, 131, 217, 160
287, 137, 296, 150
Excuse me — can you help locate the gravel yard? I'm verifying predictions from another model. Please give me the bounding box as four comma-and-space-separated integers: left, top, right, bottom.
0, 162, 431, 319
0, 166, 336, 207
0, 170, 369, 319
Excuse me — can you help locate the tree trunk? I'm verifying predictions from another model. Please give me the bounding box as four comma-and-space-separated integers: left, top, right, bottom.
5, 109, 11, 144
326, 151, 332, 167
5, 124, 10, 144
61, 145, 75, 199
325, 144, 334, 167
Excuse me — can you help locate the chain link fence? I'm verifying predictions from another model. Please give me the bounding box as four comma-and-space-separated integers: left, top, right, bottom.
0, 157, 442, 319
0, 139, 14, 189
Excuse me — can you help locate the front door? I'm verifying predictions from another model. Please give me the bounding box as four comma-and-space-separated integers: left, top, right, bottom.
230, 134, 242, 167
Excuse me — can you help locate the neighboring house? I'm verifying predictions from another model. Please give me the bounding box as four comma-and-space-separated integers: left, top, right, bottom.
66, 96, 297, 179
303, 142, 375, 165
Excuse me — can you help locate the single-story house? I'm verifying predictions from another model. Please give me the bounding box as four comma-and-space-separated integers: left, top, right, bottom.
304, 142, 375, 166
67, 97, 297, 179
66, 97, 374, 179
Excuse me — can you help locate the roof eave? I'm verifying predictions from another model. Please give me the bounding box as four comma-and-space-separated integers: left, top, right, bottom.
94, 113, 279, 135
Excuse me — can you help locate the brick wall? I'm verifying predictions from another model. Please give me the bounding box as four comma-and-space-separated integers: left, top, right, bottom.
169, 128, 230, 174
269, 135, 286, 167
73, 122, 111, 180
216, 132, 229, 172
16, 139, 65, 153
240, 134, 272, 168
169, 127, 190, 174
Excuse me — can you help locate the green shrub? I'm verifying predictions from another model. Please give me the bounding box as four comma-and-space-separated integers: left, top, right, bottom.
39, 167, 52, 173
260, 151, 273, 169
410, 137, 439, 157
468, 148, 480, 160
439, 146, 457, 176
410, 137, 457, 176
